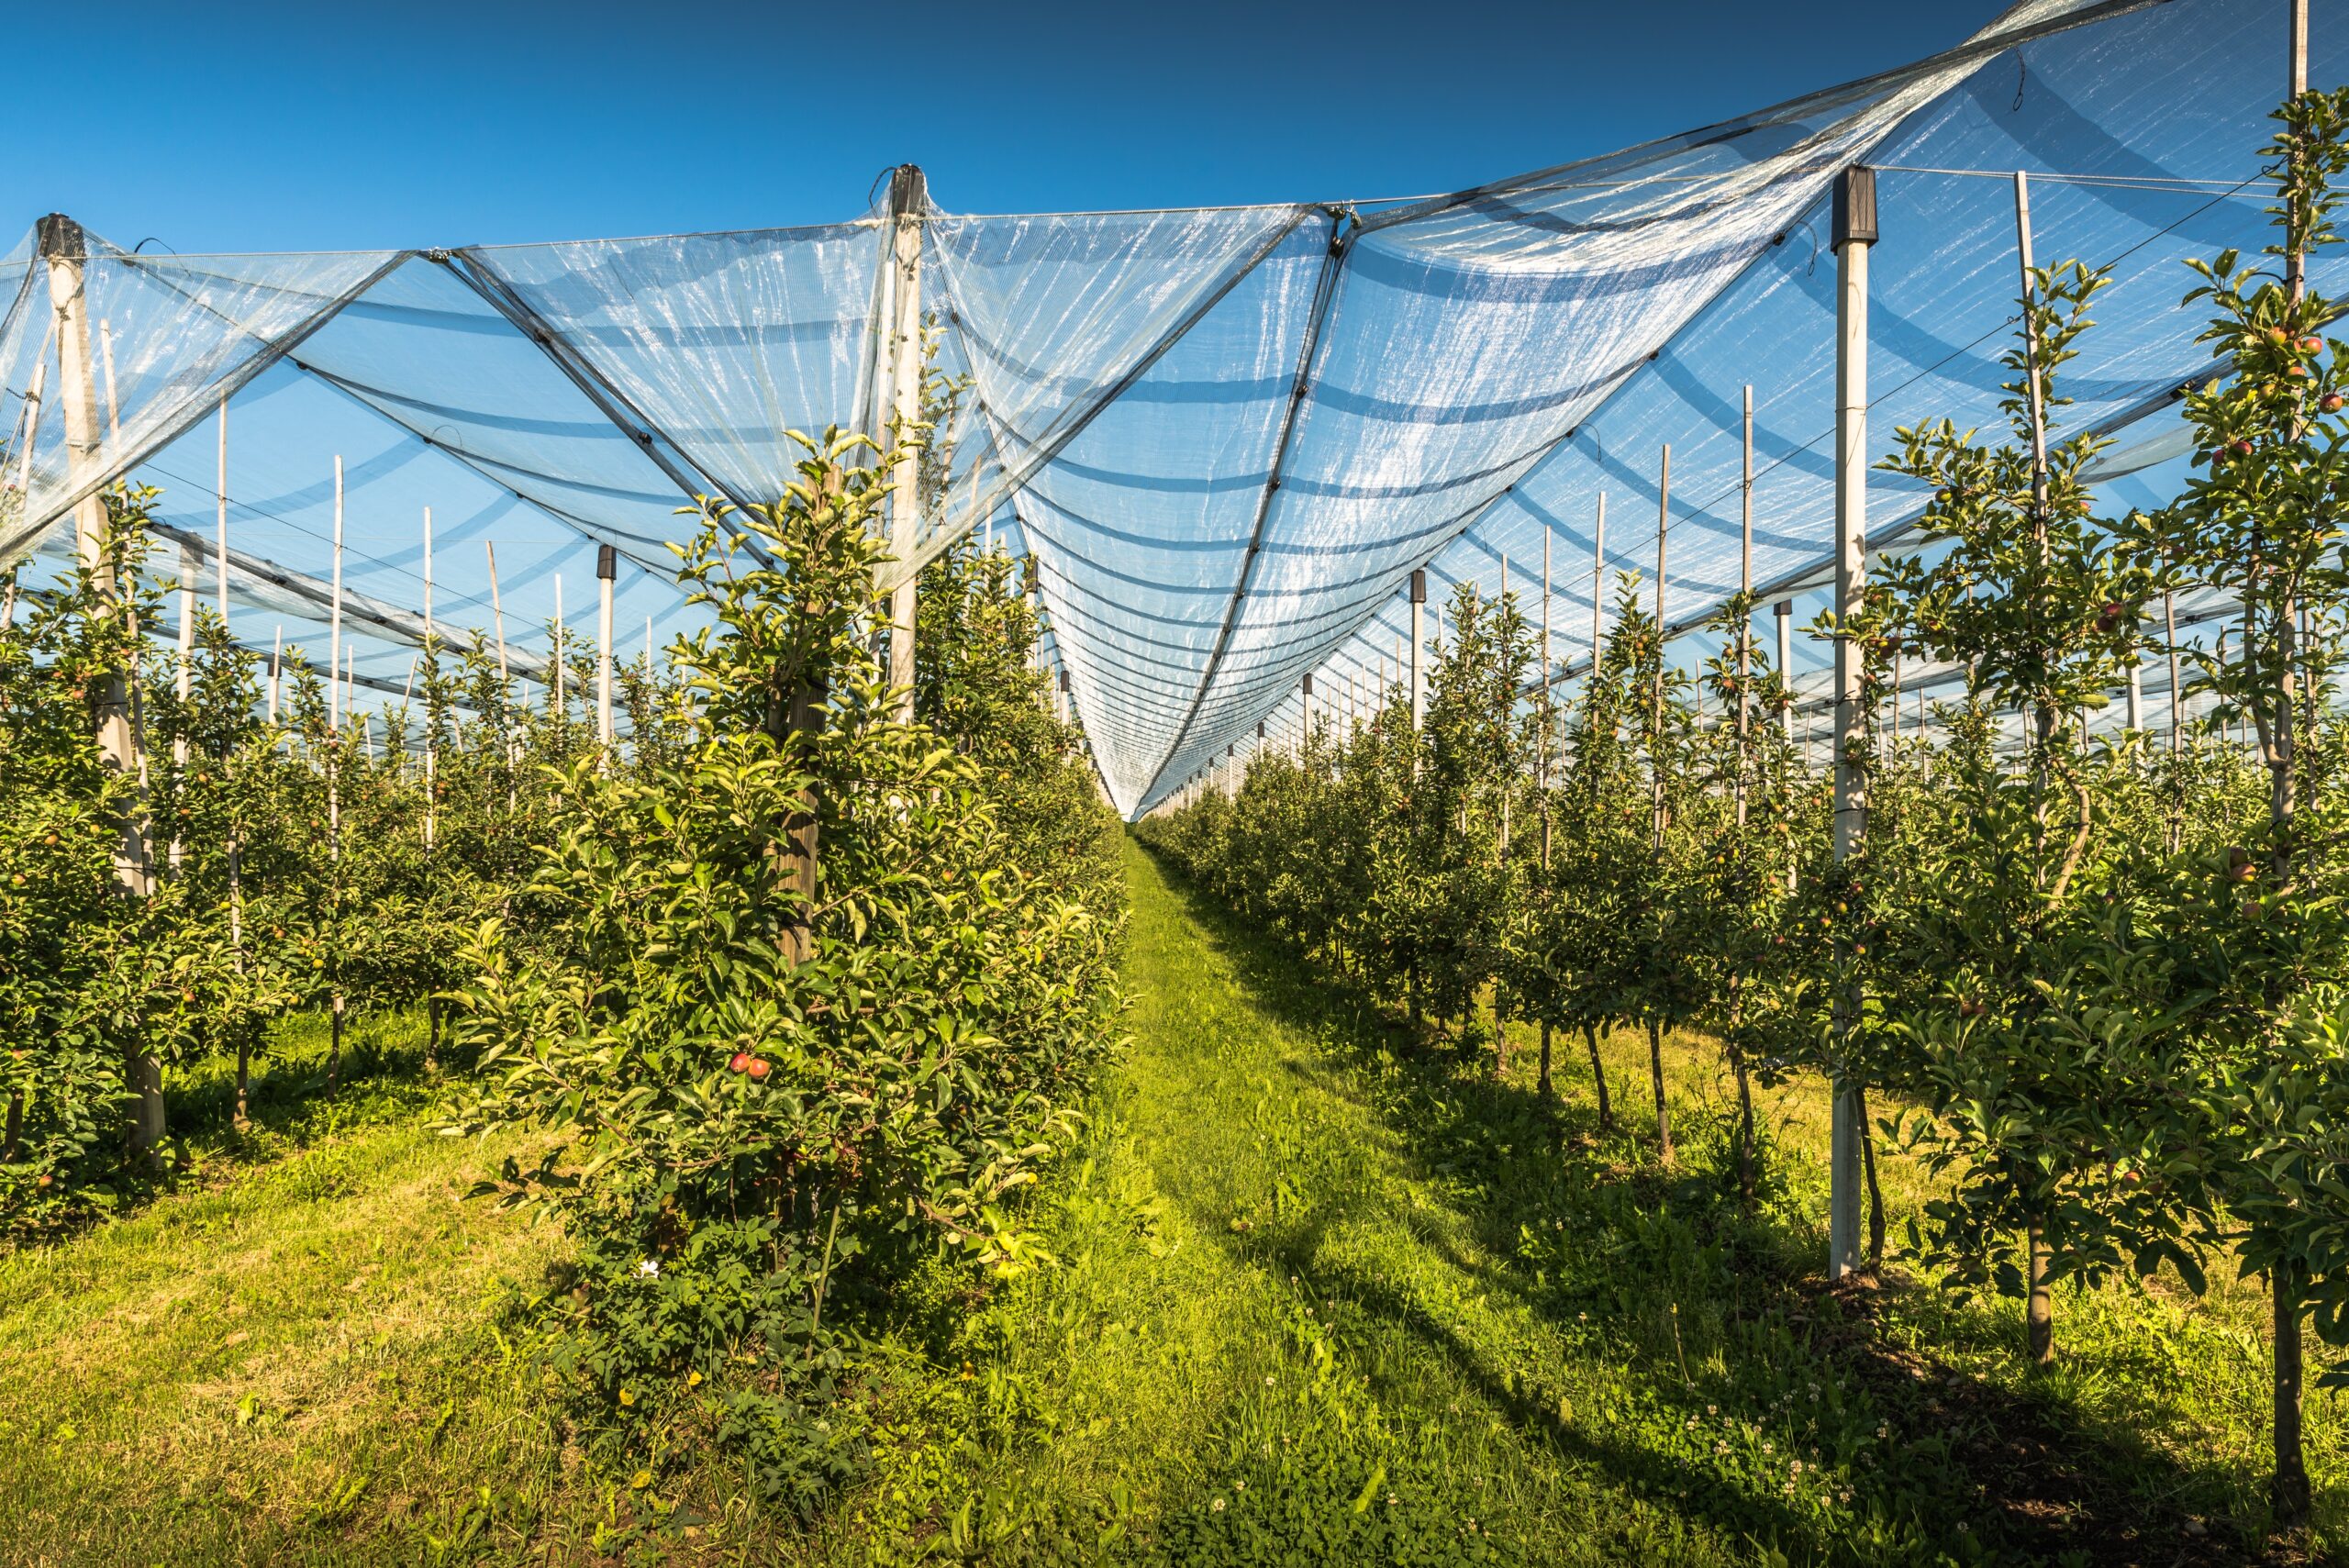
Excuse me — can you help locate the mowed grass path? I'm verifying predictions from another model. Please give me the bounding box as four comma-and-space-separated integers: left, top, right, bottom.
0, 841, 2332, 1563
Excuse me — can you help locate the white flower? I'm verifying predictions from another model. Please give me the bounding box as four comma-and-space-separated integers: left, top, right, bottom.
1783, 1481, 1796, 1495
1386, 1495, 1397, 1507
1714, 1441, 1728, 1455
1210, 1497, 1225, 1513
1789, 1460, 1803, 1474
1264, 1374, 1275, 1385
1876, 1424, 1890, 1439
1234, 1481, 1246, 1492
636, 1259, 660, 1278
1762, 1441, 1774, 1455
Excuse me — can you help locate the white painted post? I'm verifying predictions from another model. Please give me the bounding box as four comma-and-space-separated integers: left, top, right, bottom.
2126, 658, 2143, 732
552, 573, 565, 717
216, 396, 229, 632
1409, 569, 1427, 737
1829, 164, 1877, 1283
423, 506, 436, 849
596, 542, 617, 759
883, 166, 927, 719
1651, 445, 1670, 848
1776, 599, 1795, 743
173, 540, 194, 874
1738, 385, 1753, 828
329, 457, 344, 734
2165, 589, 2182, 755
98, 317, 120, 445
1590, 493, 1608, 669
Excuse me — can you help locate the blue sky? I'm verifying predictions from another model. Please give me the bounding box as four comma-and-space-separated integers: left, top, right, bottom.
13, 0, 2010, 251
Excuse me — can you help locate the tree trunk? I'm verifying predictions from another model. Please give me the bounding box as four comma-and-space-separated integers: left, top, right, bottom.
2275, 1262, 2310, 1528
2026, 1218, 2054, 1368
1537, 1021, 1554, 1102
1583, 1023, 1612, 1132
1647, 1018, 1673, 1163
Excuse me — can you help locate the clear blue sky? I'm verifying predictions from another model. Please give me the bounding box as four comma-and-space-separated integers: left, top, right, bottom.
11, 0, 2011, 251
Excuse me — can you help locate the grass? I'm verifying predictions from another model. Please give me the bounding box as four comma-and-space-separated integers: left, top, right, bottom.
0, 840, 2335, 1563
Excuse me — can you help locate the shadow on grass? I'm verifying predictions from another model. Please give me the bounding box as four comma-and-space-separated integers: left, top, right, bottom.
1133, 840, 2276, 1567
18, 1006, 453, 1245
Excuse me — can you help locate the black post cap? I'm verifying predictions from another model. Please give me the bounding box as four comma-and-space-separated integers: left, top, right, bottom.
1832, 166, 1877, 250
1409, 568, 1427, 605
596, 544, 618, 581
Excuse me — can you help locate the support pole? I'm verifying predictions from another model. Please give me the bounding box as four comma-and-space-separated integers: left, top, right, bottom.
552, 573, 565, 717
1651, 446, 1670, 846
268, 626, 282, 726
882, 165, 928, 720
216, 396, 230, 632
1409, 569, 1427, 734
172, 544, 193, 873
1590, 494, 1608, 668
1829, 165, 1876, 1284
1737, 385, 1753, 828
44, 213, 159, 1156
2165, 588, 2182, 755
423, 506, 436, 849
2290, 0, 2310, 304
1776, 599, 1795, 743
596, 542, 617, 760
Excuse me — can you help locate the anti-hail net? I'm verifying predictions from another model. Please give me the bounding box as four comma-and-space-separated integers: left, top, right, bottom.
0, 0, 2325, 812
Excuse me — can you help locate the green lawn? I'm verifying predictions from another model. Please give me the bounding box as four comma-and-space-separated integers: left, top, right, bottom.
0, 840, 2332, 1563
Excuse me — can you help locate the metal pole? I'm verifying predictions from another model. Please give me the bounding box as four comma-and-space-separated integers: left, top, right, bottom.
883, 165, 927, 719
596, 541, 617, 758
1829, 165, 1877, 1282
2014, 173, 2052, 519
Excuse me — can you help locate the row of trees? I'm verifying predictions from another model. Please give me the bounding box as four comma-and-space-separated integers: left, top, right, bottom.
1, 416, 1126, 1501
1136, 90, 2349, 1535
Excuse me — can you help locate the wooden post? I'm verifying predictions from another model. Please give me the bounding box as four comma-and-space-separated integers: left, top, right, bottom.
596, 542, 617, 761
1829, 165, 1876, 1283
43, 215, 160, 1155
882, 166, 927, 720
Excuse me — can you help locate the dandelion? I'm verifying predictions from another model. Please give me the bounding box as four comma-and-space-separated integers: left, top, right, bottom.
636, 1259, 660, 1278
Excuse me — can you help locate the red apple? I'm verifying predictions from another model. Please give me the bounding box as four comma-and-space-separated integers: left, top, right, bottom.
747, 1059, 772, 1080
729, 1051, 751, 1073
